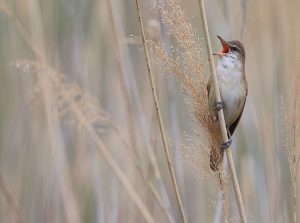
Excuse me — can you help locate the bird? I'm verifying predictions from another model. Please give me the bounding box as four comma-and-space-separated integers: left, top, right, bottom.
207, 35, 247, 171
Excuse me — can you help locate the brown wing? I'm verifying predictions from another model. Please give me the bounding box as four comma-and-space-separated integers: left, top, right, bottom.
229, 93, 247, 136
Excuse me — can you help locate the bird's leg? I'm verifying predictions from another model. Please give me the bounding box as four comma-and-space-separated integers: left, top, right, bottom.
220, 127, 232, 153
214, 99, 232, 152
213, 99, 224, 121
214, 98, 224, 112
220, 138, 232, 153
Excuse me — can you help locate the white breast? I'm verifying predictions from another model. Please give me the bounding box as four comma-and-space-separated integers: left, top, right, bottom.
216, 55, 246, 126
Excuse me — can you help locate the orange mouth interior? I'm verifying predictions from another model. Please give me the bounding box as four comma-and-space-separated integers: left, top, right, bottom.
221, 42, 230, 54
221, 44, 229, 54
216, 36, 230, 56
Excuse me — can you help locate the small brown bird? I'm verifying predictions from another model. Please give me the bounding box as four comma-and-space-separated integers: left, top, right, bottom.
208, 36, 247, 171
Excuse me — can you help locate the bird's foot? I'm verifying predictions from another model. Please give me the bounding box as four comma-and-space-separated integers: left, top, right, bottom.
220, 138, 232, 153
214, 99, 224, 112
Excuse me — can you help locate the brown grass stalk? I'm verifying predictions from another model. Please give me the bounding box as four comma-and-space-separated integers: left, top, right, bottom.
135, 0, 186, 222
198, 0, 247, 222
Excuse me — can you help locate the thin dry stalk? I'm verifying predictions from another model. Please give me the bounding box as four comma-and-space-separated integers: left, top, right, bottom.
198, 0, 247, 222
107, 1, 174, 220
107, 0, 138, 156
281, 93, 300, 223
283, 72, 300, 223
290, 94, 299, 223
135, 0, 186, 222
291, 72, 300, 223
111, 124, 172, 222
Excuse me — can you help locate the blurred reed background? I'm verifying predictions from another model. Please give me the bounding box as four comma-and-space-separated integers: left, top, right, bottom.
0, 0, 299, 222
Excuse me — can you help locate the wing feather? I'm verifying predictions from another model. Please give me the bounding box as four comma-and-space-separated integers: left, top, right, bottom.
229, 91, 247, 136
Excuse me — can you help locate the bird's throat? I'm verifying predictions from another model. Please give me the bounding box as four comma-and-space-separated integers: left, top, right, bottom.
217, 55, 244, 79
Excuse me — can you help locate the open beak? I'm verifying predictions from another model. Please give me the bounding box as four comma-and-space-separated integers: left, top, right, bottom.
213, 35, 230, 56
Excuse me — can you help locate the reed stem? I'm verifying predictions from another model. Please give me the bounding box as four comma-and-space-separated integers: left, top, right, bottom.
198, 0, 247, 222
135, 0, 186, 222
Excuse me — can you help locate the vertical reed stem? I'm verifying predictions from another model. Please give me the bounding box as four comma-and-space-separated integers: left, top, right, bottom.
198, 0, 247, 222
135, 0, 186, 222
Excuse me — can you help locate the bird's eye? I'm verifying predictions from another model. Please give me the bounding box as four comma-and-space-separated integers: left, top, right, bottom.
232, 46, 238, 51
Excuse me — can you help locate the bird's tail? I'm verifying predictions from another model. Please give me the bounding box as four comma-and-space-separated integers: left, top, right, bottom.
210, 145, 224, 171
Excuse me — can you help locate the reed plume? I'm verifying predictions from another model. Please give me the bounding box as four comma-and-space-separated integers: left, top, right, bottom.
150, 0, 224, 182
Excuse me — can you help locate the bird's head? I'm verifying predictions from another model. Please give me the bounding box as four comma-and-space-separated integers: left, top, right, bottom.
214, 35, 245, 65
